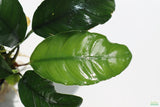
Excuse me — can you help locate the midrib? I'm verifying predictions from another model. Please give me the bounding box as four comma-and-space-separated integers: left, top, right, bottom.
31, 55, 130, 63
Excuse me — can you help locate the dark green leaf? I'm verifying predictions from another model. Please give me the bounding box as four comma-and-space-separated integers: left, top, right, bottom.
30, 31, 132, 85
0, 55, 13, 79
0, 0, 27, 47
18, 70, 83, 107
0, 45, 6, 54
32, 0, 115, 37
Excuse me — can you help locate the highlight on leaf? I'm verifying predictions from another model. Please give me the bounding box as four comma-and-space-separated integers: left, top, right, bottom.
18, 71, 83, 107
0, 0, 27, 47
30, 30, 132, 85
32, 0, 115, 37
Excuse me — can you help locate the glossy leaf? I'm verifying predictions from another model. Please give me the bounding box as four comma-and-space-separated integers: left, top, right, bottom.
18, 70, 83, 107
0, 55, 13, 79
30, 31, 132, 85
0, 0, 27, 47
32, 0, 115, 37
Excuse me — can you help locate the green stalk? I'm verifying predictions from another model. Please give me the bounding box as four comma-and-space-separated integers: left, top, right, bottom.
12, 46, 20, 62
7, 30, 33, 57
24, 30, 33, 40
7, 44, 19, 57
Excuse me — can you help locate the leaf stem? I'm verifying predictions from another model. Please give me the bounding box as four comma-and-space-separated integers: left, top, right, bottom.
7, 30, 33, 58
17, 72, 22, 77
6, 30, 33, 69
7, 44, 19, 57
24, 30, 33, 40
17, 62, 30, 67
12, 46, 20, 62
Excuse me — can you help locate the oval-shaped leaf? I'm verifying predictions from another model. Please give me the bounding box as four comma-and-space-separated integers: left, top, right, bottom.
0, 55, 13, 79
0, 0, 27, 47
32, 0, 115, 37
18, 70, 82, 107
30, 31, 132, 85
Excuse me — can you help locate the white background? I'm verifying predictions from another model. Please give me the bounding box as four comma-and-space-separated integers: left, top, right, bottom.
16, 0, 160, 107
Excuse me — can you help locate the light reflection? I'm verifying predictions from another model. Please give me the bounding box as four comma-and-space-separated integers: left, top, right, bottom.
91, 60, 103, 71
108, 58, 117, 64
84, 14, 92, 24
85, 61, 97, 81
78, 64, 89, 79
108, 51, 118, 64
109, 51, 118, 57
74, 4, 83, 10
